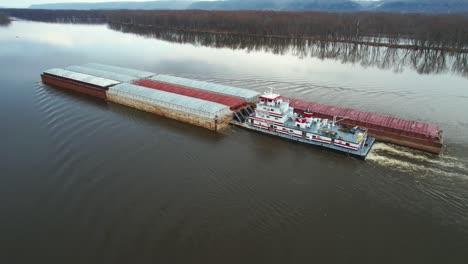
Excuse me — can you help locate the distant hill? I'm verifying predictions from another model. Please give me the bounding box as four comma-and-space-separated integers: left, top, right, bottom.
188, 0, 361, 11
282, 0, 360, 11
28, 0, 468, 13
372, 0, 468, 13
188, 1, 279, 11
29, 1, 193, 10
29, 0, 364, 11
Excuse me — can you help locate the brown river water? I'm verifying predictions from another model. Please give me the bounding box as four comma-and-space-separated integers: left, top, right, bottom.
1, 20, 468, 263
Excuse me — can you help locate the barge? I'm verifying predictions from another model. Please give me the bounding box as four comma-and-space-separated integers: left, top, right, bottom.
40, 63, 443, 155
107, 83, 233, 131
133, 79, 247, 111
286, 98, 443, 154
41, 68, 120, 99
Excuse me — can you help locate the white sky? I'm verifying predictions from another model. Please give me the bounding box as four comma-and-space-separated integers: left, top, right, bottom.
0, 0, 379, 8
0, 0, 167, 8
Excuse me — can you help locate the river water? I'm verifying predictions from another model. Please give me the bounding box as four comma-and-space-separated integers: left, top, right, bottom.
1, 20, 468, 263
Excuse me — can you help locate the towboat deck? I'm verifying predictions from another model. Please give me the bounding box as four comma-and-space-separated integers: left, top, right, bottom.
281, 118, 366, 144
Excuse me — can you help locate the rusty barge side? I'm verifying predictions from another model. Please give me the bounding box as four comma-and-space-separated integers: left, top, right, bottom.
286, 98, 443, 154
106, 92, 230, 131
107, 83, 233, 131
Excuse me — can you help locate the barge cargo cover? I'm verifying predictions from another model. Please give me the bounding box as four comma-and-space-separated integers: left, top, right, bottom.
65, 65, 140, 83
83, 63, 154, 79
108, 83, 232, 131
286, 98, 443, 154
133, 79, 247, 110
150, 75, 259, 103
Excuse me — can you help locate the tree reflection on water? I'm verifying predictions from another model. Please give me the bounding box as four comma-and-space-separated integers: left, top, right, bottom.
109, 23, 468, 78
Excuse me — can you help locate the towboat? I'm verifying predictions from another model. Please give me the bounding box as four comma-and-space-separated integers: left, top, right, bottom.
234, 90, 375, 158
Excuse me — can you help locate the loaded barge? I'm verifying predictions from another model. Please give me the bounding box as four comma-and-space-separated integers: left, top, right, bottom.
40, 63, 443, 156
286, 98, 443, 154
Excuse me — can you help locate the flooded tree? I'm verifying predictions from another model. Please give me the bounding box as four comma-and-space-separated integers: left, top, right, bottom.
0, 12, 11, 25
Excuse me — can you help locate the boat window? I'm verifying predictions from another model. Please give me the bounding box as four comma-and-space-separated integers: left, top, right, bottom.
346, 143, 350, 146
313, 135, 316, 138
271, 109, 274, 111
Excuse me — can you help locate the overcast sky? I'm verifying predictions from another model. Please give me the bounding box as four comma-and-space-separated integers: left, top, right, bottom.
0, 0, 382, 8
0, 0, 167, 8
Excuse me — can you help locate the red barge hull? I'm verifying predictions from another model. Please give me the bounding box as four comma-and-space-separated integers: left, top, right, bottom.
286, 98, 443, 154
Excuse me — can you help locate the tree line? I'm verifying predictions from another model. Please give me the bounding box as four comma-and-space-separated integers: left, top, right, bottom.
2, 9, 467, 51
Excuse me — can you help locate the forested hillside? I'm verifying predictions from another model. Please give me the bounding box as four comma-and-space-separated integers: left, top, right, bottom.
27, 0, 468, 13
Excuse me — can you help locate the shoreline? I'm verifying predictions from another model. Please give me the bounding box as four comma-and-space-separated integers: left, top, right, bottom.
2, 9, 467, 52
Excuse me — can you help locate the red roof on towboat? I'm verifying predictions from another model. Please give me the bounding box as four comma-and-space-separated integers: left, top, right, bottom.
259, 94, 281, 100
285, 97, 441, 138
134, 79, 247, 110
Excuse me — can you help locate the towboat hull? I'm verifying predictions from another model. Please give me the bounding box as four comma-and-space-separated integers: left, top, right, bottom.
231, 121, 375, 159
